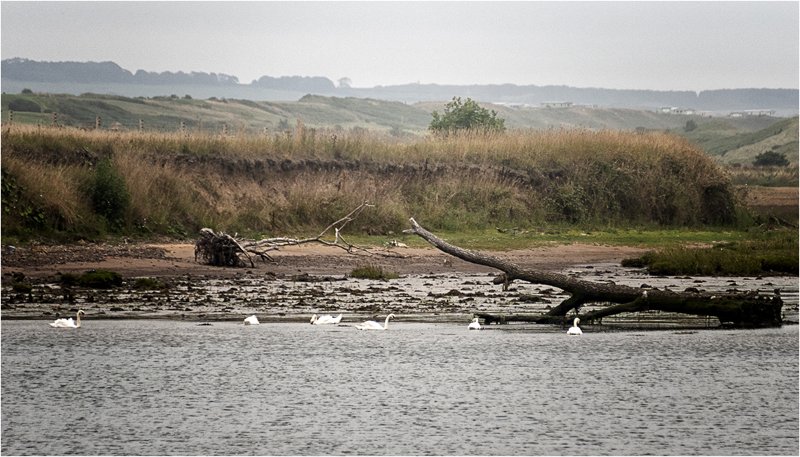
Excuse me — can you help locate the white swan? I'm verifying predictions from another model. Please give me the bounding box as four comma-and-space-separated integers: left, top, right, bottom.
243, 315, 260, 325
49, 310, 85, 328
355, 313, 395, 330
567, 317, 582, 335
468, 317, 482, 330
310, 314, 343, 325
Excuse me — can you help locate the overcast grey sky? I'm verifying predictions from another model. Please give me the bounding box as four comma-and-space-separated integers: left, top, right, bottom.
1, 1, 798, 91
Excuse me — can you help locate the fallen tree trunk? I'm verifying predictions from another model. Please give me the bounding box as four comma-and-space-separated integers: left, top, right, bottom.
404, 218, 783, 328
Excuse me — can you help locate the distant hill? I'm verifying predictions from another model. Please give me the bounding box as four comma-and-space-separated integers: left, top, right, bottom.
2, 91, 789, 142
2, 58, 798, 114
681, 116, 799, 165
0, 92, 433, 133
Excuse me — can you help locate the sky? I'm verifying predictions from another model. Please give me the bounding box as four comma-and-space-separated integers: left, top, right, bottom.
1, 1, 798, 91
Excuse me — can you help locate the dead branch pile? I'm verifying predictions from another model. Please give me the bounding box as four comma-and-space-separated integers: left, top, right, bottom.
195, 201, 379, 267
195, 228, 254, 267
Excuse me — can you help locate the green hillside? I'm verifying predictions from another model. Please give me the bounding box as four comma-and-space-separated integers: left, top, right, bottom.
1, 92, 432, 134
2, 92, 796, 154
689, 116, 798, 165
416, 101, 696, 131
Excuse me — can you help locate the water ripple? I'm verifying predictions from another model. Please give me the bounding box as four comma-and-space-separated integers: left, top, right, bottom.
2, 321, 798, 455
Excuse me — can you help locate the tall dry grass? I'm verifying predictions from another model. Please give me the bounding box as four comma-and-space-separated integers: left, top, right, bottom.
725, 164, 799, 187
1, 124, 741, 240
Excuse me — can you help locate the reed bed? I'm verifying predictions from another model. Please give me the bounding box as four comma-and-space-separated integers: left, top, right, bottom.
2, 124, 742, 241
726, 164, 799, 187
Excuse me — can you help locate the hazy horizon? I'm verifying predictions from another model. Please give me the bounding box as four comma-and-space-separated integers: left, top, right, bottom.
2, 1, 798, 92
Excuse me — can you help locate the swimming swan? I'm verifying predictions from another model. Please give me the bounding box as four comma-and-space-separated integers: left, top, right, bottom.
468, 317, 482, 330
49, 310, 85, 328
356, 314, 395, 330
243, 315, 260, 325
310, 314, 343, 325
567, 317, 582, 335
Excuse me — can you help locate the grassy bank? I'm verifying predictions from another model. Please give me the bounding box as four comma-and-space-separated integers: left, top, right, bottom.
621, 228, 798, 275
0, 124, 760, 244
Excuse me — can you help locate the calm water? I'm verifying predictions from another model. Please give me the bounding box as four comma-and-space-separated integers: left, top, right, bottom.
2, 320, 798, 455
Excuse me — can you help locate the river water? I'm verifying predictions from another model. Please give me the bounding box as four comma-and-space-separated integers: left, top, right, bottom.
2, 320, 798, 455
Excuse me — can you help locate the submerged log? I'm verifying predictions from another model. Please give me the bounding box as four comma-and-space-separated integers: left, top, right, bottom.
404, 218, 783, 328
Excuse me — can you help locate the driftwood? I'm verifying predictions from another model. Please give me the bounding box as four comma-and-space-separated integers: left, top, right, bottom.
195, 201, 378, 267
404, 218, 783, 328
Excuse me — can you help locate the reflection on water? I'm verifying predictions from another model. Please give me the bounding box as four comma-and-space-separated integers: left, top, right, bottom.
2, 320, 798, 455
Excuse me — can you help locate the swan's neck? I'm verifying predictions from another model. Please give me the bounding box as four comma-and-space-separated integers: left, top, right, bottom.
76, 312, 82, 328
383, 315, 392, 329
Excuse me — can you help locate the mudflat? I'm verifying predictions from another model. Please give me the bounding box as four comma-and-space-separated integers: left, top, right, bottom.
1, 241, 647, 280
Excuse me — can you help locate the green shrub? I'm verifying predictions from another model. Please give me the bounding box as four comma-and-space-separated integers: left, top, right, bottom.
134, 277, 169, 290
753, 149, 790, 167
89, 157, 129, 228
11, 282, 32, 293
59, 273, 79, 286
429, 97, 505, 134
350, 264, 399, 280
77, 269, 123, 288
1, 168, 47, 233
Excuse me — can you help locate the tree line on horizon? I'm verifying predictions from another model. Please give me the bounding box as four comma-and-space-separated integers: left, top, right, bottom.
3, 58, 798, 111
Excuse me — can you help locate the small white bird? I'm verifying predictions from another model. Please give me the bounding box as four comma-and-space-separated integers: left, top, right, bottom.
243, 315, 260, 325
49, 310, 85, 328
356, 314, 395, 330
310, 314, 343, 325
567, 317, 583, 335
468, 317, 482, 330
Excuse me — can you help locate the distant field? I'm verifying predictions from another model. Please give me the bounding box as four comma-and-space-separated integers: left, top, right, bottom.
2, 91, 797, 170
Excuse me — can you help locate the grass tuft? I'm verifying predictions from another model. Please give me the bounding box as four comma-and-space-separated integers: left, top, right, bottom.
350, 264, 399, 280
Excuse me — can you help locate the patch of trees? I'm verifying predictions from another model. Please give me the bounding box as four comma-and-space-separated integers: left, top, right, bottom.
1, 58, 239, 85
753, 148, 790, 167
429, 97, 506, 134
4, 59, 798, 111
